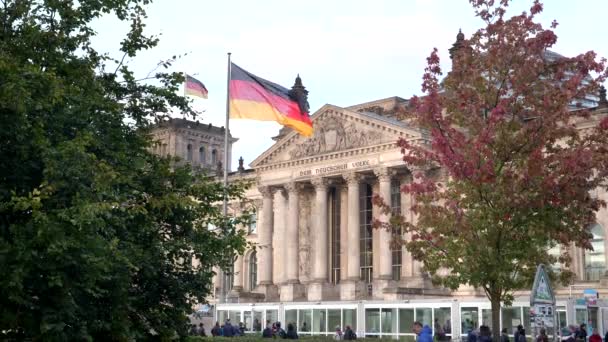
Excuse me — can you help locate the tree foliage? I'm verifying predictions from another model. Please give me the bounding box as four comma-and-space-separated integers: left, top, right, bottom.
0, 0, 248, 340
375, 0, 608, 338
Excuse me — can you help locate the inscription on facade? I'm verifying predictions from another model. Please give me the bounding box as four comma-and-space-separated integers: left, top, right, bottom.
295, 158, 378, 178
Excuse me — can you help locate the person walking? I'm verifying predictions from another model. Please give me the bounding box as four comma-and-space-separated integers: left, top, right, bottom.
537, 328, 549, 342
343, 326, 357, 340
413, 321, 433, 342
197, 323, 206, 337
590, 328, 602, 342
262, 322, 273, 338
501, 328, 510, 342
334, 326, 343, 340
479, 325, 493, 342
286, 323, 299, 339
211, 322, 221, 337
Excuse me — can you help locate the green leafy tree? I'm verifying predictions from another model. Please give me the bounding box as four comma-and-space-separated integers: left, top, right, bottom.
0, 0, 247, 340
375, 0, 608, 339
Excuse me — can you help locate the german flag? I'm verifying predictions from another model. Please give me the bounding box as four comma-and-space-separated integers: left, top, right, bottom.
229, 63, 313, 137
185, 74, 208, 99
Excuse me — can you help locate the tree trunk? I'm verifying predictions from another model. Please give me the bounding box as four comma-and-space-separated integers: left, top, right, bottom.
491, 296, 502, 342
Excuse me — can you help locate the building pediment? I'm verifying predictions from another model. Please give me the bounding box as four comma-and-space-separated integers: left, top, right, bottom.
250, 104, 425, 170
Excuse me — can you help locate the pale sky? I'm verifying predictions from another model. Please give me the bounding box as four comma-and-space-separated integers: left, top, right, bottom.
91, 0, 608, 169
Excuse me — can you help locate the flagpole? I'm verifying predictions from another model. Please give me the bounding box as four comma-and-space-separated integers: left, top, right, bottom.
220, 52, 231, 304
223, 53, 231, 217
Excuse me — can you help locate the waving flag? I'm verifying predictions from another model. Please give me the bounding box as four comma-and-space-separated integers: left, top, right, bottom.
228, 63, 313, 137
185, 74, 208, 99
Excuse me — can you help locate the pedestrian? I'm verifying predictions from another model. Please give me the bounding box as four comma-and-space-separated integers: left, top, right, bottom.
238, 322, 246, 336
435, 319, 446, 341
198, 323, 206, 337
276, 322, 287, 339
468, 325, 478, 342
578, 324, 588, 342
211, 321, 221, 337
343, 325, 357, 340
262, 322, 273, 338
537, 328, 549, 342
414, 321, 433, 342
514, 325, 523, 342
517, 329, 527, 342
590, 329, 602, 342
301, 321, 309, 332
501, 328, 510, 342
334, 325, 343, 340
603, 330, 608, 342
189, 324, 198, 336
224, 319, 235, 337
479, 325, 492, 342
286, 323, 299, 339
253, 318, 262, 332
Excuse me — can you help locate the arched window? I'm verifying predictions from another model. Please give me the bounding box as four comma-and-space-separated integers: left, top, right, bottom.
585, 223, 606, 281
211, 149, 217, 165
199, 146, 206, 165
186, 144, 193, 161
249, 251, 258, 290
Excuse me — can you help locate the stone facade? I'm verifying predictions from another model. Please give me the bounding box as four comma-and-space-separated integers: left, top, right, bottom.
149, 118, 237, 173
213, 97, 608, 308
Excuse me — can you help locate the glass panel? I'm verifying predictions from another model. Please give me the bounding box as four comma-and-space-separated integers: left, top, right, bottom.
585, 223, 606, 280
399, 336, 417, 342
523, 307, 531, 336
266, 309, 278, 325
313, 309, 326, 333
229, 310, 241, 324
299, 309, 312, 332
434, 307, 452, 336
557, 308, 567, 331
344, 309, 357, 332
285, 309, 297, 331
482, 309, 492, 329
382, 308, 397, 333
253, 310, 263, 331
502, 307, 522, 336
399, 309, 415, 335
218, 310, 228, 324
416, 308, 433, 327
244, 311, 252, 332
366, 308, 381, 334
461, 307, 479, 334
328, 309, 341, 332
576, 309, 588, 330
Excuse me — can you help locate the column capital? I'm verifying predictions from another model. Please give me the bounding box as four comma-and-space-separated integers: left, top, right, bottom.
284, 181, 301, 194
373, 167, 394, 182
310, 177, 328, 190
406, 163, 428, 175
272, 187, 286, 197
258, 185, 273, 198
343, 172, 362, 186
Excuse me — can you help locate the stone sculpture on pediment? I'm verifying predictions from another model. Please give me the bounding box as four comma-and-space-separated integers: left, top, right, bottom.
289, 116, 382, 159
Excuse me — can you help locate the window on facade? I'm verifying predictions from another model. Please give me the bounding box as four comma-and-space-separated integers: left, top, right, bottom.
360, 183, 373, 283
585, 223, 606, 281
461, 307, 479, 334
330, 187, 341, 284
390, 180, 402, 281
249, 251, 257, 290
186, 144, 193, 161
248, 211, 257, 234
211, 149, 217, 165
199, 146, 206, 165
223, 265, 234, 293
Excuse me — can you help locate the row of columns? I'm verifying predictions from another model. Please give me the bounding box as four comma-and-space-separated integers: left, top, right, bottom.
240, 167, 419, 300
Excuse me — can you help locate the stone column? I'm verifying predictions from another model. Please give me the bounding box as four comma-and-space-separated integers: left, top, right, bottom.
344, 173, 361, 280
311, 178, 329, 281
341, 173, 362, 300
374, 167, 393, 281
281, 182, 305, 301
284, 182, 300, 283
272, 188, 287, 284
309, 178, 329, 301
401, 175, 414, 279
257, 186, 274, 286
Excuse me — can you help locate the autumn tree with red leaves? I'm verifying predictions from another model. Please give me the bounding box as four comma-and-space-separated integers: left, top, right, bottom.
374, 0, 608, 339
